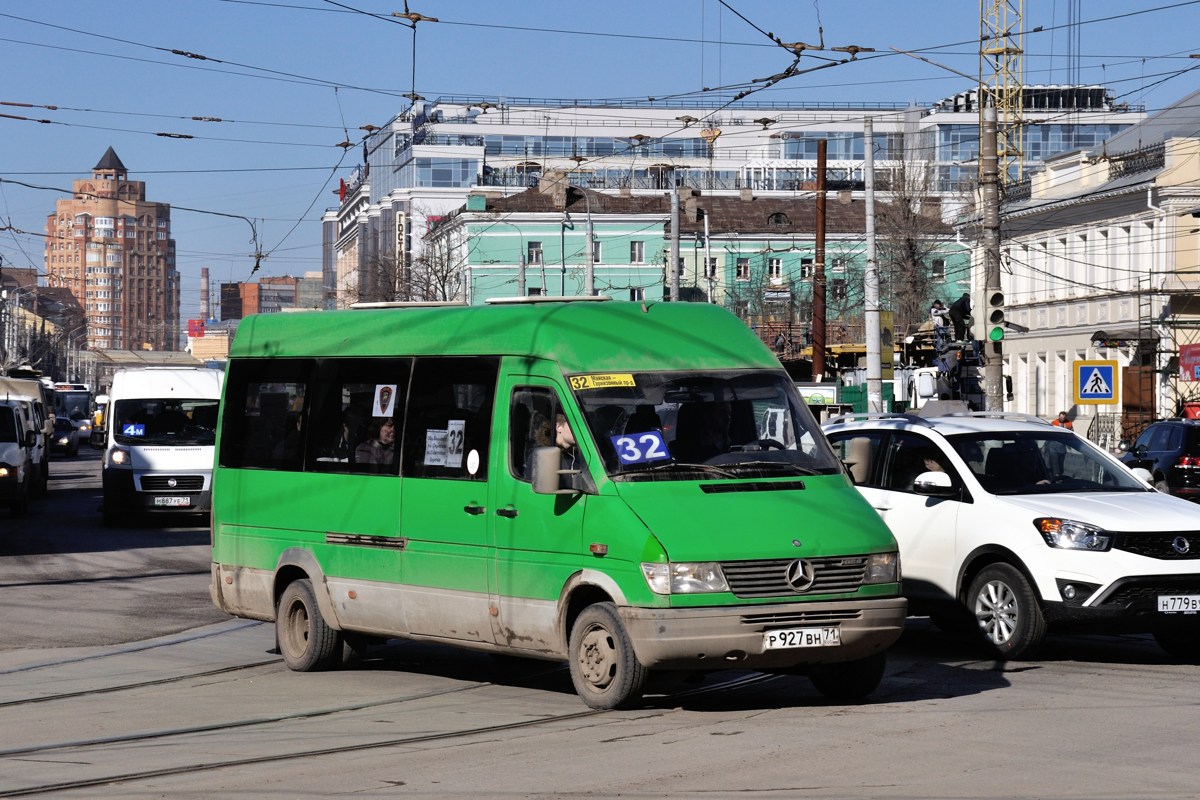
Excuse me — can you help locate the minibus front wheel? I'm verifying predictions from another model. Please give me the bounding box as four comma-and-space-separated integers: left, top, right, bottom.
568, 602, 648, 710
277, 578, 342, 672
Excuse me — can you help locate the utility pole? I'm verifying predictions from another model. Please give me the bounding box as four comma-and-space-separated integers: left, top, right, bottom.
584, 212, 594, 296
812, 140, 828, 380
863, 118, 883, 413
669, 189, 681, 301
981, 107, 1005, 410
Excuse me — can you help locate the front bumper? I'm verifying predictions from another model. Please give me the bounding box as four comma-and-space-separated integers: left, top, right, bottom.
620, 596, 907, 669
102, 468, 212, 514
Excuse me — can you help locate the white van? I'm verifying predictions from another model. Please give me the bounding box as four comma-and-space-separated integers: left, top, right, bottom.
0, 376, 52, 497
92, 367, 223, 525
0, 399, 37, 515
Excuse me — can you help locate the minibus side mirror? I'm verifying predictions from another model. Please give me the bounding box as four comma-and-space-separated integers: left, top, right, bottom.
531, 446, 596, 495
24, 430, 36, 449
90, 428, 107, 449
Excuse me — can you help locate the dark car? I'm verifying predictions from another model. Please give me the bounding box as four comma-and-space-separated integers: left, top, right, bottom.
1120, 419, 1200, 501
51, 416, 80, 457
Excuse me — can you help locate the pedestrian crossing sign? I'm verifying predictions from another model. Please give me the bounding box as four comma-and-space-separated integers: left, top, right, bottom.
1074, 359, 1119, 405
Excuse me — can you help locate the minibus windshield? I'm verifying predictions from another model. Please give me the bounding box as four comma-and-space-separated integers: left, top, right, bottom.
112, 398, 220, 446
572, 369, 842, 481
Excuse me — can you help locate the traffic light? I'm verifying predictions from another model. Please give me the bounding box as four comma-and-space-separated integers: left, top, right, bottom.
988, 290, 1005, 342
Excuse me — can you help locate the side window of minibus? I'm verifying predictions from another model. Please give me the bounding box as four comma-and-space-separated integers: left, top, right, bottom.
305, 358, 411, 476
509, 388, 559, 481
218, 358, 313, 470
401, 357, 498, 481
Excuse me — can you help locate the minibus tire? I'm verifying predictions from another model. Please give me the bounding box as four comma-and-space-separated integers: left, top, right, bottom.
808, 652, 886, 700
568, 602, 647, 710
277, 579, 342, 672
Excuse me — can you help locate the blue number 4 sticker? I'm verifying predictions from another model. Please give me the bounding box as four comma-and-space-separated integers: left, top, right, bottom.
611, 430, 671, 464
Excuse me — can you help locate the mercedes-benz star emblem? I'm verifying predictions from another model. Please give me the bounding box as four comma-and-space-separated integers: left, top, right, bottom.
1172, 536, 1191, 555
785, 559, 815, 592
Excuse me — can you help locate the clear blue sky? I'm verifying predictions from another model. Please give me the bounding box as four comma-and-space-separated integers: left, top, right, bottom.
3, 1, 1198, 321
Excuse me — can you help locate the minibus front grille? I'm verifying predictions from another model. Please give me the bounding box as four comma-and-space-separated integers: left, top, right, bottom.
721, 556, 867, 598
740, 609, 862, 626
141, 475, 204, 492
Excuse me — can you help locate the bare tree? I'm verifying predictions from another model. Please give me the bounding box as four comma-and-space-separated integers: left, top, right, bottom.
875, 160, 952, 339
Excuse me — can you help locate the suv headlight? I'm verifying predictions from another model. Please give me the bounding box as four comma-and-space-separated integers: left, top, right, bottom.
1035, 517, 1111, 551
864, 552, 901, 584
641, 562, 729, 595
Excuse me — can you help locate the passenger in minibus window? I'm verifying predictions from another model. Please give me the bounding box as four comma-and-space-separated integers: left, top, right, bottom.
355, 417, 396, 471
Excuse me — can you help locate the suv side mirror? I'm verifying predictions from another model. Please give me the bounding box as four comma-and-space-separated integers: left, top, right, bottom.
912, 470, 957, 497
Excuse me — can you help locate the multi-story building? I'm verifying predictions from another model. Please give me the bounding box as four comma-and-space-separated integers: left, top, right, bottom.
219, 274, 320, 319
44, 148, 180, 351
989, 87, 1200, 442
323, 87, 1142, 315
429, 177, 970, 359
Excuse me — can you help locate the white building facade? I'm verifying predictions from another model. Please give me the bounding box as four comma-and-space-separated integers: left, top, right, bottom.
322, 88, 1142, 310
993, 88, 1200, 443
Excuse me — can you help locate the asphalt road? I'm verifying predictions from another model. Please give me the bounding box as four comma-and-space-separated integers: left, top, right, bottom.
2, 450, 1198, 799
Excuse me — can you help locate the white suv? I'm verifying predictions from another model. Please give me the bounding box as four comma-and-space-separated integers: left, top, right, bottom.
822, 412, 1200, 660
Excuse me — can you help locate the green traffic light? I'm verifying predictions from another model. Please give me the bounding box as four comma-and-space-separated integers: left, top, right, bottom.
989, 326, 1005, 342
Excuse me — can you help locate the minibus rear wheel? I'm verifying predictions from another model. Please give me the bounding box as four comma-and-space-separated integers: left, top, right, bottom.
277, 578, 342, 672
568, 602, 647, 710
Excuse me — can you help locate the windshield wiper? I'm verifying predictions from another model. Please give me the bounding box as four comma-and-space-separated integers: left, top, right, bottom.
637, 460, 739, 479
724, 461, 821, 476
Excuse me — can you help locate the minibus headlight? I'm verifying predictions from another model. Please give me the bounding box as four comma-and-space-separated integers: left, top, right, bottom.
108, 446, 131, 467
0, 465, 10, 479
1035, 518, 1111, 551
864, 552, 901, 584
641, 562, 729, 595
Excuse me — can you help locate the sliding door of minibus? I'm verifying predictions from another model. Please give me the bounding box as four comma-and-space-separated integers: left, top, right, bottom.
396, 357, 498, 644
488, 378, 588, 655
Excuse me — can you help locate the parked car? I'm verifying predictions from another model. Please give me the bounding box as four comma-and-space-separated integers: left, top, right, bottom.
823, 411, 1200, 661
51, 416, 80, 457
1119, 419, 1200, 501
0, 399, 36, 516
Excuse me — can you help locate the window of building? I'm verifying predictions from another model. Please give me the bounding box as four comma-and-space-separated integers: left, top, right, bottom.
736, 257, 750, 281
800, 258, 813, 279
931, 258, 945, 281
831, 278, 847, 301
705, 257, 718, 278
629, 287, 645, 301
768, 257, 782, 282
592, 239, 602, 264
768, 212, 790, 228
527, 241, 543, 265
630, 240, 645, 264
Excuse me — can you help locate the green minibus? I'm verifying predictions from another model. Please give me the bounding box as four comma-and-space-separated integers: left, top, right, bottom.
210, 298, 906, 709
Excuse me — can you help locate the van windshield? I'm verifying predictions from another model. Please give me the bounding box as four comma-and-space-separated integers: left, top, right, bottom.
112, 398, 220, 446
570, 369, 841, 481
